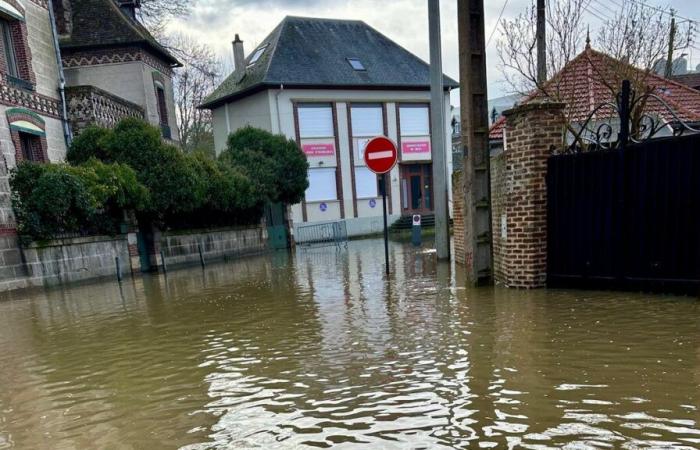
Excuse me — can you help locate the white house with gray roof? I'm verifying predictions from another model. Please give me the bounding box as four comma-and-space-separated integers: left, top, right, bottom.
201, 16, 457, 238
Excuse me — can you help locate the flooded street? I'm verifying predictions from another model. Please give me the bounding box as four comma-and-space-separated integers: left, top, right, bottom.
0, 238, 698, 449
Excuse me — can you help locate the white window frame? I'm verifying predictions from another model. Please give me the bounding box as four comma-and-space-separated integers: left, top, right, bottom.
399, 104, 430, 137
354, 167, 378, 199
351, 104, 383, 137
305, 168, 337, 202
298, 103, 335, 139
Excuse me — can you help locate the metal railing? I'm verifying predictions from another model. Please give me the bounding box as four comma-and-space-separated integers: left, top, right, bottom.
295, 221, 347, 248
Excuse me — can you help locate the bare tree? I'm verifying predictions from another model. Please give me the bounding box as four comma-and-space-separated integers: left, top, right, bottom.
137, 0, 191, 37
496, 0, 695, 146
498, 0, 692, 96
165, 33, 223, 155
497, 0, 587, 95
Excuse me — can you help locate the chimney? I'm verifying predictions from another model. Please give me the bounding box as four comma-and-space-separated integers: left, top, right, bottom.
118, 0, 140, 19
232, 34, 245, 80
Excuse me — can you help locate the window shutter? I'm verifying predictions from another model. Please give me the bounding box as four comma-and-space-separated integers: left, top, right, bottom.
351, 104, 383, 137
298, 104, 334, 138
354, 167, 378, 198
305, 168, 337, 202
399, 105, 430, 136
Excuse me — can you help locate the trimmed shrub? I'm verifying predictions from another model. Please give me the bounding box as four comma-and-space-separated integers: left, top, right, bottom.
66, 126, 112, 165
10, 161, 148, 241
220, 126, 309, 205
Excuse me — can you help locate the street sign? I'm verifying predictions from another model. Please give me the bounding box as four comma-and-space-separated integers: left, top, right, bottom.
364, 136, 398, 276
363, 136, 398, 174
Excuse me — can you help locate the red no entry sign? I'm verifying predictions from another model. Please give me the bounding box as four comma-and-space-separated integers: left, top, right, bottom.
363, 136, 398, 174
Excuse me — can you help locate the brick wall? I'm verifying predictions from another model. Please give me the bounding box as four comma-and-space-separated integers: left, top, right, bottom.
490, 151, 506, 283
493, 102, 565, 288
452, 170, 465, 265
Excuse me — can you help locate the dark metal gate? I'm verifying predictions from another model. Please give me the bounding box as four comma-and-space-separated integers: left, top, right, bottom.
547, 80, 700, 294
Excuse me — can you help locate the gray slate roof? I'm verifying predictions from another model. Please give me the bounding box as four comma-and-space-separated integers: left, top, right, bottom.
59, 0, 180, 67
200, 16, 459, 109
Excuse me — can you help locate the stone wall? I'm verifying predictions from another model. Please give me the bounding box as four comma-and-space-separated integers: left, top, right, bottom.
0, 234, 130, 292
66, 85, 144, 135
160, 226, 268, 268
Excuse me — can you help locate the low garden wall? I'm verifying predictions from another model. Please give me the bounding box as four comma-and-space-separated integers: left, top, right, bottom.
0, 225, 271, 293
0, 234, 130, 292
160, 225, 268, 268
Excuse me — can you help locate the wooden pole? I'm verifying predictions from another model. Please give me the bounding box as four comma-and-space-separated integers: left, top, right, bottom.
458, 0, 492, 285
664, 17, 676, 78
536, 0, 546, 84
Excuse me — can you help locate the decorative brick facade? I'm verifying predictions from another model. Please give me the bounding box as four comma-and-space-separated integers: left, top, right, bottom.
66, 85, 145, 135
62, 47, 174, 76
493, 102, 565, 288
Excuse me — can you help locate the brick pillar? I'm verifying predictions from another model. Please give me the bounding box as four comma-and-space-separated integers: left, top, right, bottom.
493, 102, 565, 288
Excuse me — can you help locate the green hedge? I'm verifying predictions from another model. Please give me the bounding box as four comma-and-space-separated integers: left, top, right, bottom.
11, 160, 148, 241
12, 119, 308, 240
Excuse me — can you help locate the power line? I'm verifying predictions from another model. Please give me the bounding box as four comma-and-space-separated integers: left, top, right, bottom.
486, 0, 510, 47
609, 0, 697, 24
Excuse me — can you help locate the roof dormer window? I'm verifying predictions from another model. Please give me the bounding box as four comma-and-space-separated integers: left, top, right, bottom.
347, 57, 365, 71
247, 44, 268, 67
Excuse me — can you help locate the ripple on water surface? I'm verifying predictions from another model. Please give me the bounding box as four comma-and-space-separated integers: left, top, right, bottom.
0, 239, 698, 449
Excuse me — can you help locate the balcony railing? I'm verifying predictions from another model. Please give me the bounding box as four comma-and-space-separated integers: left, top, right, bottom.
6, 74, 33, 91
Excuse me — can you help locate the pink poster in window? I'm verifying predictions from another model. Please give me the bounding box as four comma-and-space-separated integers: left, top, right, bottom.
401, 141, 431, 154
302, 143, 335, 156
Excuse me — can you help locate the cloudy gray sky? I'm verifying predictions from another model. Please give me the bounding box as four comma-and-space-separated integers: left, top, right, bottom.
165, 0, 700, 104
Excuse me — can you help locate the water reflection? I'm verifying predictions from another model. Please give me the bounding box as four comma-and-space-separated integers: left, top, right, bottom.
0, 239, 698, 449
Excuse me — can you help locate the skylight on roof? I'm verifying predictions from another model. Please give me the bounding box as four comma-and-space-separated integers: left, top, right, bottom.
347, 58, 366, 71
247, 44, 268, 66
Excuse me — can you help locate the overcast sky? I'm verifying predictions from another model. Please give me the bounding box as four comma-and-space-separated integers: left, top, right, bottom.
165, 0, 700, 105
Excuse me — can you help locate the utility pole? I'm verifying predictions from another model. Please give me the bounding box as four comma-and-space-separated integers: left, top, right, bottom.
458, 0, 492, 285
536, 0, 546, 84
665, 16, 676, 78
428, 0, 450, 260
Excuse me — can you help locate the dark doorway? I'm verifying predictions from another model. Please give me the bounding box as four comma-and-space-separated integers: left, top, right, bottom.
400, 163, 432, 215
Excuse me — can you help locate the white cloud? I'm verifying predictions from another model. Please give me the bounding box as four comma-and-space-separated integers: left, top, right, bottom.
164, 0, 700, 103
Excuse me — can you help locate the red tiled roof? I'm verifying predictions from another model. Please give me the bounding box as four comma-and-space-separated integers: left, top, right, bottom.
489, 47, 700, 140
671, 73, 700, 90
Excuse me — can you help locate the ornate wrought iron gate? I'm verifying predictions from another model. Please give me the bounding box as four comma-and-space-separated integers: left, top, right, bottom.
547, 81, 700, 294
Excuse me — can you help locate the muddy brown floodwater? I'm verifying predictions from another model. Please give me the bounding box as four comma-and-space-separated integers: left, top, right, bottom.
0, 238, 698, 449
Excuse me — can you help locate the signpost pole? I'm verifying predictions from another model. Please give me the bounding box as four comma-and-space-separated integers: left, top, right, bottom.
382, 173, 390, 276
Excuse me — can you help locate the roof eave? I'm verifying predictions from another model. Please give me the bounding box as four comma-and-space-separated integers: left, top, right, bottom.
199, 82, 457, 110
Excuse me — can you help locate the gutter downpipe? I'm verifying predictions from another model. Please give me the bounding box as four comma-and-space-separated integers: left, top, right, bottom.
47, 0, 72, 148
275, 84, 284, 134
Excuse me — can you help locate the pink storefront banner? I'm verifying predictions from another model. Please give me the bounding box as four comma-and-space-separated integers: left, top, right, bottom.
302, 143, 335, 156
402, 141, 431, 154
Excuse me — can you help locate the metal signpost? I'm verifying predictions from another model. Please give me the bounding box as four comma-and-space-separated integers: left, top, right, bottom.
363, 136, 398, 275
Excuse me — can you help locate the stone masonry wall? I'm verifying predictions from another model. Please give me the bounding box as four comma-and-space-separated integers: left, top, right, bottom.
494, 102, 565, 288
0, 235, 130, 292
160, 226, 268, 268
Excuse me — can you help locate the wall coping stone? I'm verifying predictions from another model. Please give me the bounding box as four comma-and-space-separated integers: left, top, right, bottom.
502, 101, 566, 117
24, 234, 127, 249
162, 224, 264, 237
